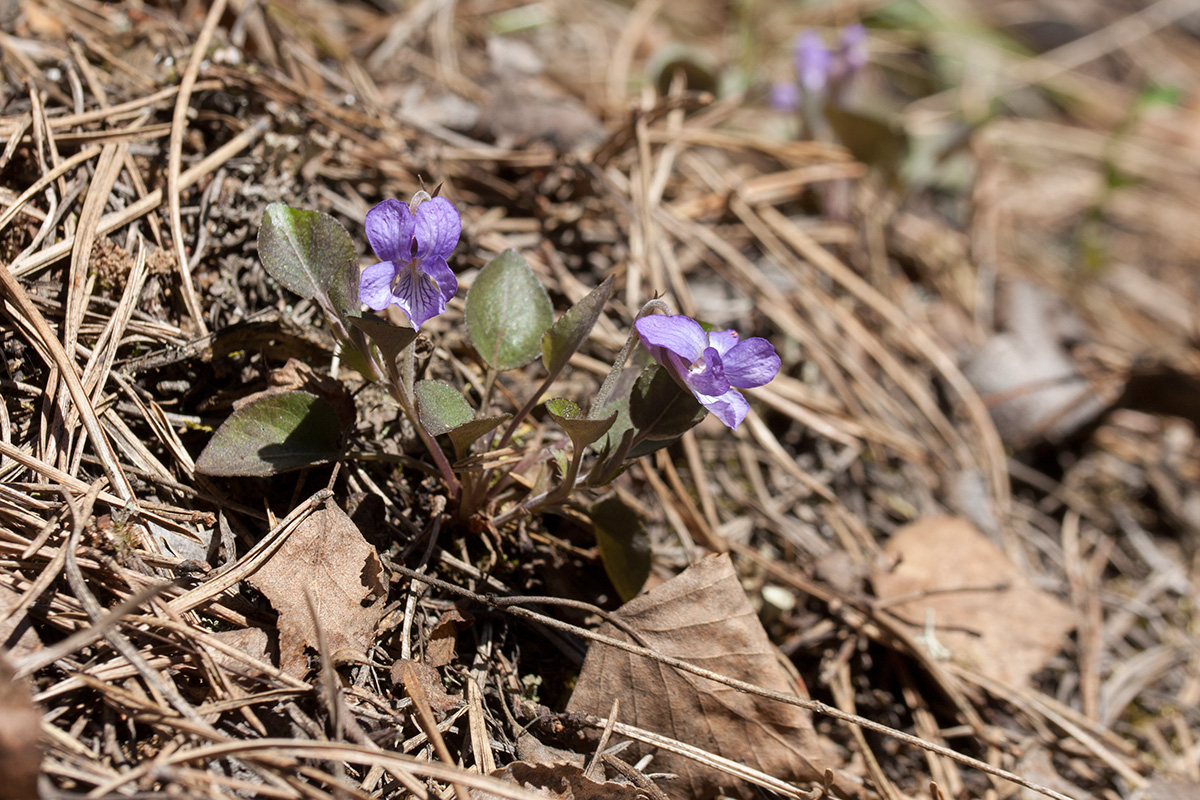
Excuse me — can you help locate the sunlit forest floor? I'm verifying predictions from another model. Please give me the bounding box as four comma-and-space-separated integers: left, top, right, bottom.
2, 1, 1199, 799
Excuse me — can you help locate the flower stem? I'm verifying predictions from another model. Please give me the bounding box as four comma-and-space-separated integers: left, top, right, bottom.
496, 370, 557, 450
389, 379, 460, 502
357, 329, 460, 502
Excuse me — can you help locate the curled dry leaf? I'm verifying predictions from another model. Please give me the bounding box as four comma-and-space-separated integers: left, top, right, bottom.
0, 650, 42, 800
247, 504, 386, 675
871, 516, 1076, 688
566, 553, 847, 800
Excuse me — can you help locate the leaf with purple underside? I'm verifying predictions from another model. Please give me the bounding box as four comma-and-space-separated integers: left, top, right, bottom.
195, 390, 344, 477
258, 202, 359, 320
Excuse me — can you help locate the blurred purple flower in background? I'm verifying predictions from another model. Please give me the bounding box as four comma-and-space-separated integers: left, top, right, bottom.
360, 195, 461, 328
635, 314, 781, 430
796, 30, 831, 95
770, 23, 868, 113
838, 24, 869, 76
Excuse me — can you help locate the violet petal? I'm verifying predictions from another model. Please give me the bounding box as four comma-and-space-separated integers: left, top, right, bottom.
769, 81, 801, 112
706, 329, 740, 357
635, 315, 708, 363
365, 198, 414, 262
359, 261, 398, 311
683, 347, 730, 396
393, 265, 447, 329
421, 255, 459, 303
795, 31, 830, 94
722, 337, 781, 389
414, 197, 462, 261
695, 388, 750, 430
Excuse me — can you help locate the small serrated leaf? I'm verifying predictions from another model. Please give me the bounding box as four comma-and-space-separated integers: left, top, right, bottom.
589, 495, 651, 601
542, 276, 614, 374
349, 313, 418, 365
628, 364, 706, 445
545, 397, 617, 451
414, 380, 473, 436
258, 202, 358, 317
465, 249, 553, 370
195, 391, 343, 477
448, 415, 510, 460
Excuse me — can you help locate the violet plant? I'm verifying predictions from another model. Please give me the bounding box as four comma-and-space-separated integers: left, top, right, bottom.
195, 193, 780, 597
771, 24, 868, 138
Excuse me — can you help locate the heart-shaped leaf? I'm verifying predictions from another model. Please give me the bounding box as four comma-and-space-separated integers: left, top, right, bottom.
414, 380, 473, 436
542, 276, 614, 375
195, 390, 343, 477
258, 202, 359, 318
589, 495, 651, 601
465, 249, 553, 371
545, 397, 617, 451
627, 364, 706, 457
350, 312, 418, 365
414, 380, 507, 458
448, 415, 510, 460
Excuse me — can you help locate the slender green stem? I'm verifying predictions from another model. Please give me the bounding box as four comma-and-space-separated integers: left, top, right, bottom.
389, 379, 461, 501
479, 365, 499, 413
495, 369, 557, 450
348, 321, 460, 501
399, 337, 416, 399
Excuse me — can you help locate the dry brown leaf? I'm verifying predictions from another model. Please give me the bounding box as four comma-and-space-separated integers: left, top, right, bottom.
478, 762, 645, 800
247, 504, 386, 675
872, 516, 1076, 687
1138, 776, 1200, 800
425, 606, 474, 668
1016, 747, 1095, 800
390, 659, 462, 715
0, 584, 42, 660
480, 84, 605, 151
516, 734, 586, 769
566, 553, 844, 800
962, 280, 1108, 446
206, 627, 274, 692
0, 650, 42, 800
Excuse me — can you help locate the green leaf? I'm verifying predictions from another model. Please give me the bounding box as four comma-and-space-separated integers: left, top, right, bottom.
628, 364, 706, 449
587, 424, 634, 487
545, 397, 616, 451
349, 313, 418, 365
258, 202, 359, 317
414, 380, 473, 436
465, 249, 553, 370
195, 391, 343, 477
415, 381, 508, 458
589, 496, 651, 601
448, 415, 510, 460
541, 276, 614, 375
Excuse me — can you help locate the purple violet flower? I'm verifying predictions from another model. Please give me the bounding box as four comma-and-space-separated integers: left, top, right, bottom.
838, 23, 869, 75
769, 80, 802, 112
794, 31, 831, 95
634, 314, 781, 430
359, 195, 461, 329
